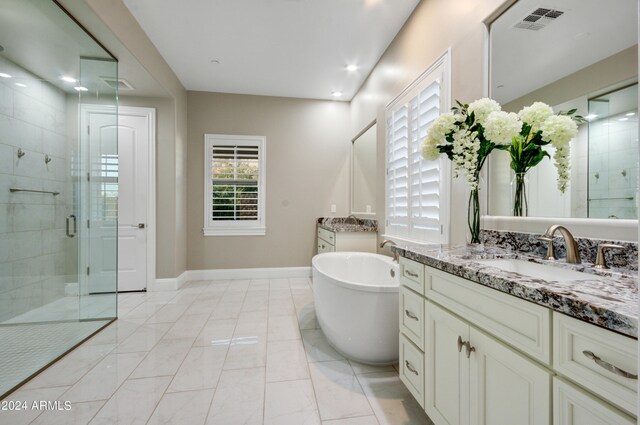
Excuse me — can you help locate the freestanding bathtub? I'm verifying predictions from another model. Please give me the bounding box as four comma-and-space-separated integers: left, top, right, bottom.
312, 252, 399, 365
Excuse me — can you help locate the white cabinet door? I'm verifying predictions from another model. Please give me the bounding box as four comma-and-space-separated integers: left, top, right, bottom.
553, 378, 635, 425
469, 328, 551, 425
425, 301, 470, 425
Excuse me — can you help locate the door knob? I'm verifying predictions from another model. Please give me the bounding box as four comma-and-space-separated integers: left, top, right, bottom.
138, 223, 145, 229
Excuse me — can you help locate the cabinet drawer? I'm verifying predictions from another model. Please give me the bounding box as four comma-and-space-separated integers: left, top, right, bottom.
425, 266, 551, 365
317, 239, 335, 253
553, 377, 635, 425
400, 286, 424, 349
553, 313, 637, 415
399, 257, 425, 294
317, 226, 335, 244
399, 333, 424, 408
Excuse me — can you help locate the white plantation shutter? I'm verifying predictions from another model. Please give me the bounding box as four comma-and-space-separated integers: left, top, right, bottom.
204, 134, 266, 236
385, 51, 451, 243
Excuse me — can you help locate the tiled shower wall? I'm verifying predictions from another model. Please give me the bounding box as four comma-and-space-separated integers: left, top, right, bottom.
0, 57, 71, 321
588, 113, 638, 219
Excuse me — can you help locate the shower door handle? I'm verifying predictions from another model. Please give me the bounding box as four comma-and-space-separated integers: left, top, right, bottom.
66, 215, 77, 238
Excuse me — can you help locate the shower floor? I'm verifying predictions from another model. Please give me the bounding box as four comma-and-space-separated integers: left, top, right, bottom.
0, 295, 115, 397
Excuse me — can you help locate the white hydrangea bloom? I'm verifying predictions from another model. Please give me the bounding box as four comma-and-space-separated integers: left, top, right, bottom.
421, 112, 456, 161
541, 115, 578, 146
518, 102, 553, 134
468, 98, 501, 126
483, 111, 522, 146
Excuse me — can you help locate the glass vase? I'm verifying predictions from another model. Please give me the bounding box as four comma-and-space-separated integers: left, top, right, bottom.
511, 172, 529, 217
465, 174, 485, 245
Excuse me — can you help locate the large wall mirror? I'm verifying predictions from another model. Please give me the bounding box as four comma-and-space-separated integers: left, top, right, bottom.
351, 121, 377, 215
488, 0, 638, 220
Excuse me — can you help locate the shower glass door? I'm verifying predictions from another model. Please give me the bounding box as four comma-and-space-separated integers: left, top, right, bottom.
0, 0, 118, 397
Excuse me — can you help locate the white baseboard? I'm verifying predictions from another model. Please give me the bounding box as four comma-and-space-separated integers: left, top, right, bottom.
187, 266, 312, 282
154, 267, 311, 290
151, 270, 188, 291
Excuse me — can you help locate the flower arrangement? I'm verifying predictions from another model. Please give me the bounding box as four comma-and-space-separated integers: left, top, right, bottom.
422, 98, 581, 241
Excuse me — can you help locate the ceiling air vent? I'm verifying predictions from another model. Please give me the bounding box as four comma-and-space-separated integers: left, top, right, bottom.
513, 7, 564, 31
100, 77, 134, 91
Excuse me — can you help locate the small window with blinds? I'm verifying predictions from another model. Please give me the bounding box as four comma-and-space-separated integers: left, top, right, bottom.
385, 51, 451, 244
204, 134, 266, 236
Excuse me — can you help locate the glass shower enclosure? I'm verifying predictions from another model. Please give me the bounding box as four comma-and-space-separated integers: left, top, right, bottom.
0, 0, 118, 396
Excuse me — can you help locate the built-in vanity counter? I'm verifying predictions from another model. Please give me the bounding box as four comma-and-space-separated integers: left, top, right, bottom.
316, 217, 377, 253
392, 243, 638, 425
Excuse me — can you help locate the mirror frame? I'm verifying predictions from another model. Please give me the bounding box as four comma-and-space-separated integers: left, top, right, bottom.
482, 0, 639, 242
350, 119, 377, 217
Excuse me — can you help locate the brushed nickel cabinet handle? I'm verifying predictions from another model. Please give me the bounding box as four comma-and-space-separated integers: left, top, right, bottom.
404, 310, 419, 321
465, 342, 476, 359
583, 351, 637, 380
457, 336, 464, 353
405, 360, 419, 376
405, 270, 419, 278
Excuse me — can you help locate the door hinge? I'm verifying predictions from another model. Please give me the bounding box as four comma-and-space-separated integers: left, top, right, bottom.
87, 125, 90, 135
86, 267, 90, 276
441, 224, 444, 234
87, 172, 90, 182
87, 220, 90, 229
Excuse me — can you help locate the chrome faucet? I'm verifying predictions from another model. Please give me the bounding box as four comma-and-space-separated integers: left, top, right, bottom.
539, 225, 581, 264
380, 239, 399, 262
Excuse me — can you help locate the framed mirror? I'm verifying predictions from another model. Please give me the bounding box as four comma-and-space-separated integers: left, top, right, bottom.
351, 121, 377, 215
487, 0, 638, 221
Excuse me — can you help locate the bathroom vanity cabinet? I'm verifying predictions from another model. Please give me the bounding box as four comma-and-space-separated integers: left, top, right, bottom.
398, 256, 637, 425
316, 225, 376, 254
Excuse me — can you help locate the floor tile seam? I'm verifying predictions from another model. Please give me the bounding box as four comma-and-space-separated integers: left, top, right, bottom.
353, 372, 380, 423
262, 295, 271, 425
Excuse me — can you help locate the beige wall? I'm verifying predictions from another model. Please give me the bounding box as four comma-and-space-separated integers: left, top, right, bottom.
503, 46, 638, 113
350, 0, 508, 246
60, 0, 189, 279
187, 92, 350, 270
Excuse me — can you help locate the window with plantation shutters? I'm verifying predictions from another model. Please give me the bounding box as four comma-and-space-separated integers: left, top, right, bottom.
204, 134, 266, 236
385, 51, 451, 244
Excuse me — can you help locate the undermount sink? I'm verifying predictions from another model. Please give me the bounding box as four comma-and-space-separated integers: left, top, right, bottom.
477, 259, 604, 282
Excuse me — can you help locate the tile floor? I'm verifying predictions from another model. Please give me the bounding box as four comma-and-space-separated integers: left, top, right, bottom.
0, 277, 433, 425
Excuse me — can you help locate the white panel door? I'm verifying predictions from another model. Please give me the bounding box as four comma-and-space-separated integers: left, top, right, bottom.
425, 301, 470, 425
86, 107, 151, 292
115, 111, 149, 291
469, 327, 551, 425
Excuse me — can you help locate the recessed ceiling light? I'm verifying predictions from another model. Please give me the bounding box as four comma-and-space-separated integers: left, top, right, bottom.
585, 114, 598, 121
497, 84, 505, 89
15, 83, 26, 87
61, 76, 77, 83
346, 64, 358, 72
74, 86, 88, 92
331, 91, 342, 97
0, 73, 11, 78
626, 112, 635, 116
210, 59, 221, 65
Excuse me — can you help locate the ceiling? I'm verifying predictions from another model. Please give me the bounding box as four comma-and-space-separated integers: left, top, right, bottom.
491, 0, 637, 104
122, 0, 421, 101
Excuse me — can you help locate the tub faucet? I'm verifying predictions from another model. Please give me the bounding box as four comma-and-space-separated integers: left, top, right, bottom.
380, 239, 399, 262
539, 225, 581, 264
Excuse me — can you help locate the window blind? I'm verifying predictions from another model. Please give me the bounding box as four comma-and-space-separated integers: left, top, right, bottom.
211, 145, 260, 221
204, 134, 266, 236
385, 51, 450, 243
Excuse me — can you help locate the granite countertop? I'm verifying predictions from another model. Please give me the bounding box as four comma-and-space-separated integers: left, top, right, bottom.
317, 217, 378, 233
392, 244, 638, 338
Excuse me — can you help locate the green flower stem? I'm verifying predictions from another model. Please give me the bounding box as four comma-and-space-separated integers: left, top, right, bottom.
513, 172, 528, 216
467, 176, 481, 244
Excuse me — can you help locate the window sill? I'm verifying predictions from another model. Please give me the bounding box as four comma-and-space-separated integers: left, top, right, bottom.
203, 227, 266, 237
